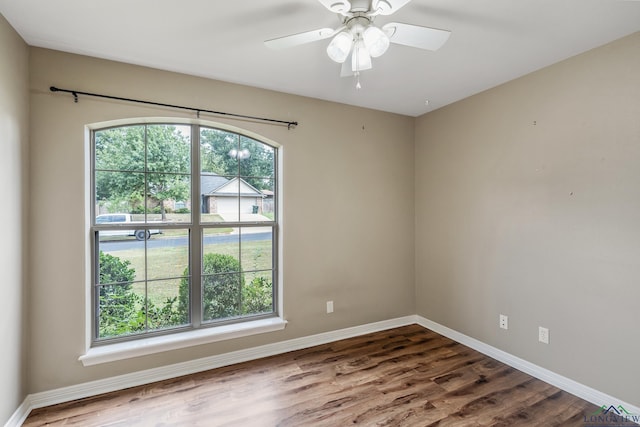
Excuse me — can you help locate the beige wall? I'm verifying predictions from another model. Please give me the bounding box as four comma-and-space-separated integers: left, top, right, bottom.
27, 48, 415, 392
415, 32, 640, 405
0, 13, 29, 424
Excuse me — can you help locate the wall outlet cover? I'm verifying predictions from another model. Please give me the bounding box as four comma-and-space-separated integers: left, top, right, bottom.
539, 326, 549, 344
499, 314, 508, 330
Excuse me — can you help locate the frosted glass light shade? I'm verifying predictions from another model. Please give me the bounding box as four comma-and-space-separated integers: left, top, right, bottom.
327, 31, 353, 63
352, 41, 372, 72
363, 25, 390, 58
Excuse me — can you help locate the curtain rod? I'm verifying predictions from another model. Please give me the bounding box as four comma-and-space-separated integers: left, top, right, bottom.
49, 86, 298, 129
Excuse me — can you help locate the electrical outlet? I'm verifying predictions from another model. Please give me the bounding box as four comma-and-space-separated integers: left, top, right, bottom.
539, 327, 549, 344
326, 301, 334, 314
499, 314, 508, 330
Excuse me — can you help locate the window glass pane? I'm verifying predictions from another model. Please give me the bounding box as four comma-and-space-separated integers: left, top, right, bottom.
147, 173, 191, 222
202, 231, 240, 271
145, 279, 190, 330
146, 125, 191, 174
96, 244, 145, 339
98, 235, 146, 282
147, 229, 189, 281
201, 175, 239, 223
202, 272, 242, 321
95, 125, 145, 172
243, 179, 273, 222
201, 231, 243, 321
240, 228, 273, 271
200, 128, 239, 175
239, 136, 274, 179
95, 171, 145, 218
238, 178, 264, 222
242, 271, 274, 316
97, 281, 143, 339
145, 230, 190, 330
261, 179, 275, 221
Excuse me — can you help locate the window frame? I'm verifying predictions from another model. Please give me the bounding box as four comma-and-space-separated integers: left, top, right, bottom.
89, 120, 281, 348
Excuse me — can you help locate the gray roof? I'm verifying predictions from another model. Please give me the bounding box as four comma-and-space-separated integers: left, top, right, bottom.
201, 174, 230, 195
201, 174, 264, 197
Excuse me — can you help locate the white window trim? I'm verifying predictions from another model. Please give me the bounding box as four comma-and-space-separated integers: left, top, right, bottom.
79, 317, 287, 366
83, 118, 285, 366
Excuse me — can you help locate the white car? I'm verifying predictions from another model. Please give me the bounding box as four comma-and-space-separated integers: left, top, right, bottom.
96, 214, 162, 240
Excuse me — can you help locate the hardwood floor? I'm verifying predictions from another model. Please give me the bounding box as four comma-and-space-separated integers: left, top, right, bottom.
24, 325, 604, 426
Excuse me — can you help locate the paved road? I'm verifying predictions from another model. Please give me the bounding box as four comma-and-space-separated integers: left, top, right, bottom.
100, 231, 271, 252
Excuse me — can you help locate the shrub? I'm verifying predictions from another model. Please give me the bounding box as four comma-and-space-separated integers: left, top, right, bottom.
98, 251, 140, 337
143, 296, 187, 329
130, 205, 145, 214
99, 251, 135, 287
179, 253, 244, 321
242, 276, 273, 315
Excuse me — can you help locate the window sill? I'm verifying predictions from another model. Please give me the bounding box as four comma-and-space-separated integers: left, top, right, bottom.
79, 317, 288, 366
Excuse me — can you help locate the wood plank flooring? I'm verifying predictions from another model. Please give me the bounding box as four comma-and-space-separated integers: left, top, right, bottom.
24, 325, 605, 426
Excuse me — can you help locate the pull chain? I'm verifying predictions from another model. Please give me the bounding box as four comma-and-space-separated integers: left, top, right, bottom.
354, 41, 362, 90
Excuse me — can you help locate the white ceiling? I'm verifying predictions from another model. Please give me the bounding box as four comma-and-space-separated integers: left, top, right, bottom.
1, 0, 639, 116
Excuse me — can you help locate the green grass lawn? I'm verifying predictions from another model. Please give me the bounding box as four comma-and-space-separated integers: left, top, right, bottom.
109, 239, 273, 305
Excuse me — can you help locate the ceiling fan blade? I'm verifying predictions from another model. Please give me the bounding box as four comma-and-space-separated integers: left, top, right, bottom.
372, 0, 412, 15
264, 28, 336, 50
383, 22, 451, 51
317, 0, 352, 14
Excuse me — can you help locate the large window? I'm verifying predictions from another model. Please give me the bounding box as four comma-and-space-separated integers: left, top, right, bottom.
92, 123, 277, 344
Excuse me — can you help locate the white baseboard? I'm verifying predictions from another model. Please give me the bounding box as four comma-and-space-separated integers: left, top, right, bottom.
3, 397, 31, 427
414, 315, 640, 415
7, 315, 639, 426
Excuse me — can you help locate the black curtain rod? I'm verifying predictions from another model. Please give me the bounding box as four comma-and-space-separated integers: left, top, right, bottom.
49, 86, 298, 129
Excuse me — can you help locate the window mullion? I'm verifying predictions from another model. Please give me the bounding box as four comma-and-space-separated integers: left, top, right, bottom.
190, 124, 202, 328
143, 125, 149, 332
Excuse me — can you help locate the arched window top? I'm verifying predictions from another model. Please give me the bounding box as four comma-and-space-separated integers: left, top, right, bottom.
88, 117, 281, 149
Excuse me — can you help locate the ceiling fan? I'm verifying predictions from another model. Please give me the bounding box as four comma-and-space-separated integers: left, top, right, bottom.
264, 0, 451, 88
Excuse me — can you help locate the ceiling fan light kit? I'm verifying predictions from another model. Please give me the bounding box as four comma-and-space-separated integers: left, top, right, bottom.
327, 31, 353, 62
265, 0, 451, 88
362, 25, 390, 57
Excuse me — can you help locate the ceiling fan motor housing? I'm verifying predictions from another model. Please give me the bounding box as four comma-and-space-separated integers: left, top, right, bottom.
349, 0, 373, 12
345, 15, 372, 35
